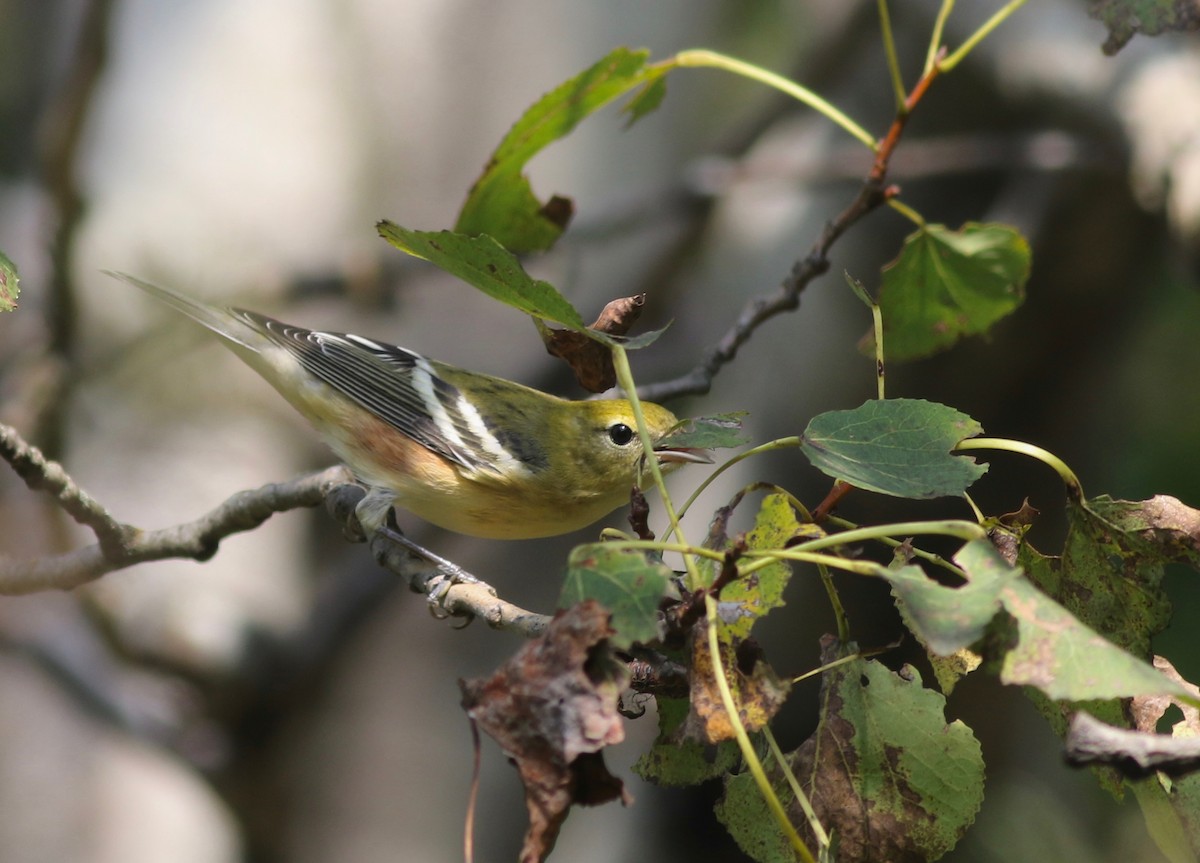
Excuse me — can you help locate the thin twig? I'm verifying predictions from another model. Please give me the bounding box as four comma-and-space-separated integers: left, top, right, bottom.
638, 58, 943, 404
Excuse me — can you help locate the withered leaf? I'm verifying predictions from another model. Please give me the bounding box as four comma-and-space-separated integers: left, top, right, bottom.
540, 294, 645, 392
686, 628, 789, 744
460, 600, 631, 863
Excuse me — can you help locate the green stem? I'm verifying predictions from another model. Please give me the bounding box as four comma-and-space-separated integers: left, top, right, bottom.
792, 641, 899, 683
887, 197, 926, 227
924, 0, 956, 75
827, 514, 961, 575
580, 538, 726, 563
845, 273, 886, 401
673, 49, 877, 151
939, 0, 1030, 72
955, 437, 1084, 501
763, 725, 830, 850
672, 437, 803, 526
876, 0, 907, 110
611, 345, 702, 585
789, 519, 987, 554
819, 564, 851, 642
703, 594, 816, 863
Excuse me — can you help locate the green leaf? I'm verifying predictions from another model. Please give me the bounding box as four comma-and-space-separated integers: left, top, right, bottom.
886, 543, 1016, 658
656, 411, 749, 451
1019, 497, 1174, 660
995, 573, 1188, 701
800, 398, 987, 499
633, 696, 739, 787
559, 544, 671, 649
622, 75, 668, 125
1089, 0, 1200, 54
716, 770, 799, 863
376, 223, 585, 328
455, 47, 669, 253
878, 222, 1029, 360
732, 652, 984, 862
0, 251, 18, 312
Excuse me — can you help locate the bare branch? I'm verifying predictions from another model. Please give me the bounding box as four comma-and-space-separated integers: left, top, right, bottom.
0, 450, 351, 594
2, 422, 553, 633
1, 421, 131, 553
638, 62, 943, 404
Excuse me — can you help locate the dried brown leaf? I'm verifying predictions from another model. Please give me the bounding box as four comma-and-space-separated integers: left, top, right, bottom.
460, 600, 631, 863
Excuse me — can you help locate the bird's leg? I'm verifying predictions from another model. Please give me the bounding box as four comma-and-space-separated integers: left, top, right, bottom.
342, 485, 494, 613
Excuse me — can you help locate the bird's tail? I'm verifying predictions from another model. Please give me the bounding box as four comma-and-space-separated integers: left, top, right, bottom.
104, 271, 265, 353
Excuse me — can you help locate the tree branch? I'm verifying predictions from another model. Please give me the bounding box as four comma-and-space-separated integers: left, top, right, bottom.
638, 60, 942, 404
1, 422, 554, 634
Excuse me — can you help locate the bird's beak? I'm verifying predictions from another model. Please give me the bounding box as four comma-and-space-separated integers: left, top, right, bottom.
653, 445, 713, 466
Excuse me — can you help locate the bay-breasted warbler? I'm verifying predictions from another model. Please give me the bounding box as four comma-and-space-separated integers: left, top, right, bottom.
109, 272, 708, 539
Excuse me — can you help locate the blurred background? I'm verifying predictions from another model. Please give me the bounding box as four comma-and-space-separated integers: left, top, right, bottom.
1, 0, 1199, 861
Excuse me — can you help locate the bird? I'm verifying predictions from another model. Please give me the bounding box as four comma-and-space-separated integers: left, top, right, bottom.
107, 272, 709, 541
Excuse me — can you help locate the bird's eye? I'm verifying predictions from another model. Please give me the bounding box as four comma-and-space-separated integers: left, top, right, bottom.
607, 423, 635, 445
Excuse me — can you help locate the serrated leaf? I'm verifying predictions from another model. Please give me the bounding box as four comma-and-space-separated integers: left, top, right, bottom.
1089, 0, 1200, 54
800, 398, 987, 499
633, 696, 739, 787
0, 251, 18, 312
455, 47, 669, 253
657, 412, 748, 451
376, 223, 585, 328
736, 650, 984, 862
559, 544, 671, 649
1019, 495, 1181, 661
878, 222, 1029, 360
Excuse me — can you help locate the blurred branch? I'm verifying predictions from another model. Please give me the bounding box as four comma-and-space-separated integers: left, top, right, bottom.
637, 58, 944, 403
0, 422, 553, 634
36, 0, 116, 456
0, 422, 347, 593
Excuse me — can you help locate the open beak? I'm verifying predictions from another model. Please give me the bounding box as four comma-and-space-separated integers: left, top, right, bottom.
653, 445, 713, 466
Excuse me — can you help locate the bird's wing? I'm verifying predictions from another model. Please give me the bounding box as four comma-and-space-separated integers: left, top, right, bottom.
236, 310, 502, 474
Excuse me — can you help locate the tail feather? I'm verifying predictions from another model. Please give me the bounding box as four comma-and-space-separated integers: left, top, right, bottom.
104, 271, 263, 352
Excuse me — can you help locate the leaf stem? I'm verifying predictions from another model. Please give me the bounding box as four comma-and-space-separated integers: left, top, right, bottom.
955, 437, 1084, 501
876, 0, 908, 110
790, 519, 987, 553
939, 0, 1030, 72
886, 197, 926, 227
703, 594, 816, 863
924, 0, 956, 76
763, 725, 830, 849
819, 563, 851, 642
673, 49, 877, 151
612, 345, 703, 586
673, 437, 803, 525
845, 273, 885, 400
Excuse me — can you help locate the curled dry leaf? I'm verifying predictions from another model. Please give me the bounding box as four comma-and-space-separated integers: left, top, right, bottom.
541, 294, 645, 392
459, 600, 631, 863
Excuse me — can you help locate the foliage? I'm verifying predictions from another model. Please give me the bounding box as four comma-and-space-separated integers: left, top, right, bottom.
367, 7, 1200, 862
7, 2, 1200, 862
